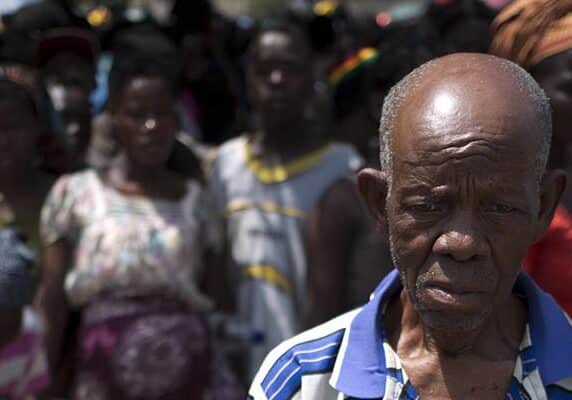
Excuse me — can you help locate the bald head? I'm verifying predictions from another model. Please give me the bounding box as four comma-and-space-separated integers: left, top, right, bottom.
380, 53, 551, 185
358, 54, 565, 344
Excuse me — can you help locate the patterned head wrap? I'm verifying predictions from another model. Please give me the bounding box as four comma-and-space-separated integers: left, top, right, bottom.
490, 0, 572, 69
328, 47, 380, 88
328, 48, 380, 119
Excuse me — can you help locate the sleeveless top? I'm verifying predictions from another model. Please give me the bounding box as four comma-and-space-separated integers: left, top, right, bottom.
209, 136, 362, 378
41, 169, 212, 310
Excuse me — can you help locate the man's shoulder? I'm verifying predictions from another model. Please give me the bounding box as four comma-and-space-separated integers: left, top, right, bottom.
248, 308, 360, 400
214, 136, 247, 161
547, 376, 572, 399
322, 142, 363, 174
209, 136, 248, 182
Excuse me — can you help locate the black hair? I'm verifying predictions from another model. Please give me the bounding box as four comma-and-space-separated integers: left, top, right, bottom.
108, 29, 182, 103
4, 1, 71, 35
1, 2, 72, 65
440, 16, 491, 54
332, 20, 435, 120
0, 32, 35, 65
286, 2, 351, 53
0, 78, 38, 117
169, 0, 213, 42
375, 20, 437, 85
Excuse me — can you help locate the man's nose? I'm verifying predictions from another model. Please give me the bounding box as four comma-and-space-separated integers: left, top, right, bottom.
432, 211, 490, 262
143, 118, 157, 132
65, 121, 80, 138
270, 69, 284, 85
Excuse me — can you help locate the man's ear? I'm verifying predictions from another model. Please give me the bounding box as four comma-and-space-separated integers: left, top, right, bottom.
357, 168, 389, 233
534, 169, 567, 242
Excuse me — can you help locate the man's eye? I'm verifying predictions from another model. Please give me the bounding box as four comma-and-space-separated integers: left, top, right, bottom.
405, 203, 441, 213
125, 110, 146, 121
255, 64, 271, 75
484, 203, 516, 214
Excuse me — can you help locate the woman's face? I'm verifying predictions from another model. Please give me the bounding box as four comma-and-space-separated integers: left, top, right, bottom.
532, 49, 572, 169
113, 76, 178, 167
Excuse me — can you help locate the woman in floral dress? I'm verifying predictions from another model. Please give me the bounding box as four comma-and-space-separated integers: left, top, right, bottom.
36, 48, 239, 399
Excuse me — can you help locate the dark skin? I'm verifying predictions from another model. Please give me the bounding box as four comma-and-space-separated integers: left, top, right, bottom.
36, 76, 188, 394
335, 90, 383, 162
531, 48, 572, 210
42, 52, 96, 174
246, 30, 324, 161
43, 83, 93, 174
105, 76, 184, 200
358, 54, 565, 399
213, 29, 362, 324
43, 53, 96, 94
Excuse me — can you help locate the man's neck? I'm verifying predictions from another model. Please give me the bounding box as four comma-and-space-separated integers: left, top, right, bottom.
385, 289, 526, 361
252, 119, 322, 162
384, 289, 527, 399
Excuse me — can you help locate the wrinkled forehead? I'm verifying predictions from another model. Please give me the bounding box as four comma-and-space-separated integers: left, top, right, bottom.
393, 73, 543, 168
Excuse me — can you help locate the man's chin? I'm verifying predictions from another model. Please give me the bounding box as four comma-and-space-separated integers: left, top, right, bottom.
262, 108, 300, 124
421, 309, 489, 333
415, 302, 492, 333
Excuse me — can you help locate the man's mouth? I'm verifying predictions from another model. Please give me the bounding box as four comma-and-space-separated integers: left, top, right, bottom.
420, 283, 488, 310
268, 100, 288, 109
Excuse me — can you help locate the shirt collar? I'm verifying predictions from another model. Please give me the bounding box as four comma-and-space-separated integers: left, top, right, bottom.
330, 269, 401, 398
513, 272, 572, 384
331, 269, 572, 398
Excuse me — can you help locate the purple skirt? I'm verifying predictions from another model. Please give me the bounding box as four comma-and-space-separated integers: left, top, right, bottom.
72, 292, 214, 400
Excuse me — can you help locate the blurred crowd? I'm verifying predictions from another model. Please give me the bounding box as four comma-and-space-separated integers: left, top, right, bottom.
0, 0, 570, 398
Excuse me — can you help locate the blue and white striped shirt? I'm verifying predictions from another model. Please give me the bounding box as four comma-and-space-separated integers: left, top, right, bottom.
248, 270, 572, 399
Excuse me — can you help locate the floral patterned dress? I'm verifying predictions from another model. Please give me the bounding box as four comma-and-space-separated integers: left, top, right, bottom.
40, 169, 240, 400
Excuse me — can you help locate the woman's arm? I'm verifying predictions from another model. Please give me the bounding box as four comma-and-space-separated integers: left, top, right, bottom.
34, 240, 71, 396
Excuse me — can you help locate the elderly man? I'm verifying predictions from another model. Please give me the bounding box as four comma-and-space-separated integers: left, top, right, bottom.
247, 53, 572, 399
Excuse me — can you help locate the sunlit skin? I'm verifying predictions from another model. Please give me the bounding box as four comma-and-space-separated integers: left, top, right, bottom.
359, 54, 565, 399
389, 81, 540, 335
